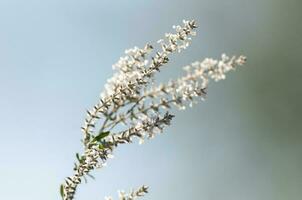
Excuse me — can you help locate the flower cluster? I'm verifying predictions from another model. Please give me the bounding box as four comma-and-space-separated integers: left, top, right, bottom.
142, 54, 247, 111
60, 19, 246, 200
80, 20, 197, 149
104, 185, 148, 200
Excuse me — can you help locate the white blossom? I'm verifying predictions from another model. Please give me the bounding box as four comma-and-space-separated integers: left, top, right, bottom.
104, 196, 113, 200
60, 19, 246, 200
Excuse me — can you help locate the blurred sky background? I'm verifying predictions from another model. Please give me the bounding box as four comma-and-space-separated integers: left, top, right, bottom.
0, 0, 301, 200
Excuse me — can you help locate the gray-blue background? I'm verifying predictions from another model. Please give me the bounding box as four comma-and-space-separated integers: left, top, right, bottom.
0, 0, 301, 200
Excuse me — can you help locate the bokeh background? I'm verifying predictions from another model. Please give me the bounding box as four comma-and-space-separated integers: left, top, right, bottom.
0, 0, 301, 200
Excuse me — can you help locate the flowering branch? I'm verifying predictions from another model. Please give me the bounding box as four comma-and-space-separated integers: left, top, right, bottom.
60, 19, 246, 200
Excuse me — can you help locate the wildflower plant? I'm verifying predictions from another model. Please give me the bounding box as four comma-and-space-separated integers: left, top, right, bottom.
60, 19, 247, 200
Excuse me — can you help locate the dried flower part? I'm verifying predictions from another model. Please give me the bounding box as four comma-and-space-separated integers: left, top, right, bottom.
60, 19, 247, 200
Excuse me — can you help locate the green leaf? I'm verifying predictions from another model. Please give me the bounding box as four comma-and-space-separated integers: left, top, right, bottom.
76, 153, 80, 161
76, 153, 84, 164
60, 184, 64, 199
91, 131, 110, 143
98, 144, 104, 150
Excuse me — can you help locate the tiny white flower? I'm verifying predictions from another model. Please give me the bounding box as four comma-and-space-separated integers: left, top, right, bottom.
107, 154, 114, 159
104, 196, 113, 200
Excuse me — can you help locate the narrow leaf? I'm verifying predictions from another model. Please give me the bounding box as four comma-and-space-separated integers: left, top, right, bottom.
92, 131, 110, 143
60, 184, 64, 199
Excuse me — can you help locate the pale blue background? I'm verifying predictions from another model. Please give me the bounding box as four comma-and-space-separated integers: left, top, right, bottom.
0, 0, 301, 200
